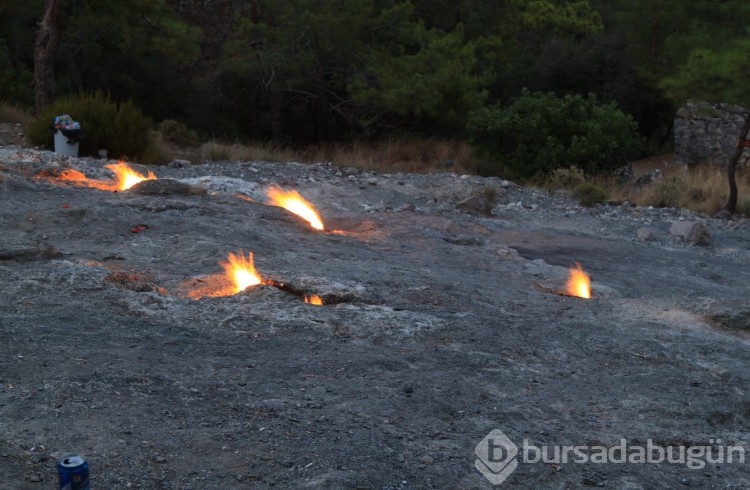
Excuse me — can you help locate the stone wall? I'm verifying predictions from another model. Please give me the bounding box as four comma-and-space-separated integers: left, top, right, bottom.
673, 101, 749, 166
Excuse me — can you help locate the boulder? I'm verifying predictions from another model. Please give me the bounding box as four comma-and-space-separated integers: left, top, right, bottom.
128, 178, 207, 196
669, 221, 710, 246
636, 227, 655, 242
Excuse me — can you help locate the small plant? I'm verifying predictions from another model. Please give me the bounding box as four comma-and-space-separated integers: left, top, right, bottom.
573, 182, 608, 206
546, 165, 587, 190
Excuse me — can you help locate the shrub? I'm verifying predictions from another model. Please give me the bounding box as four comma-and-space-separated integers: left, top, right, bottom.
158, 119, 200, 148
546, 165, 587, 190
467, 89, 643, 180
573, 182, 608, 206
27, 92, 161, 163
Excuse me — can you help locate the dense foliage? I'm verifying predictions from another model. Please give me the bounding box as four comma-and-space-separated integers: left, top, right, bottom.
2, 0, 749, 170
468, 90, 642, 179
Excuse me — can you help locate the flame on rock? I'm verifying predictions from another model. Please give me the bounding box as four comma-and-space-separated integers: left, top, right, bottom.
305, 294, 323, 306
265, 187, 324, 230
52, 168, 116, 191
105, 161, 157, 191
220, 251, 262, 294
58, 169, 88, 183
566, 263, 591, 299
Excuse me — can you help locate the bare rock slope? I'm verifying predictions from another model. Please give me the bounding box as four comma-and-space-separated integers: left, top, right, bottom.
1, 146, 750, 489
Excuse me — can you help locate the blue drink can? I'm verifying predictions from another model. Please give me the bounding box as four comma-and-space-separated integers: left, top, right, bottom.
57, 454, 90, 490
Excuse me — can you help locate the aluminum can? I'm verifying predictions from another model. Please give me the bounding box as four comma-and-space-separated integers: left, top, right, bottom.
57, 454, 90, 490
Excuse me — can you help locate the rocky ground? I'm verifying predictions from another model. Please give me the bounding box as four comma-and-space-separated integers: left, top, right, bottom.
1, 140, 750, 489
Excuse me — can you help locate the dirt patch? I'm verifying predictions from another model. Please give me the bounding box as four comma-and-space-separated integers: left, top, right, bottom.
1, 147, 750, 488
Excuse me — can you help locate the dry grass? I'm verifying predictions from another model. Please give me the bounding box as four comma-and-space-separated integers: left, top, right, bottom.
299, 138, 477, 174
0, 102, 33, 125
152, 129, 299, 164
158, 135, 478, 174
598, 164, 750, 215
197, 141, 298, 163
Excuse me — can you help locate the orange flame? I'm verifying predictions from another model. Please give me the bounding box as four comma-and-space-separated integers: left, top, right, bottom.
58, 169, 88, 183
220, 251, 262, 294
53, 169, 116, 191
566, 263, 591, 299
305, 294, 323, 306
105, 161, 156, 191
265, 187, 324, 230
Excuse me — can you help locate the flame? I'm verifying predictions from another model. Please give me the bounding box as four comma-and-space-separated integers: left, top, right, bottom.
51, 168, 116, 191
265, 187, 324, 230
58, 169, 88, 183
105, 161, 157, 191
220, 251, 262, 294
566, 263, 591, 299
305, 294, 323, 306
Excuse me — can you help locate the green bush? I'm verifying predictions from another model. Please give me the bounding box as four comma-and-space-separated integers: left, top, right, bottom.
467, 89, 643, 180
573, 182, 608, 206
27, 92, 162, 163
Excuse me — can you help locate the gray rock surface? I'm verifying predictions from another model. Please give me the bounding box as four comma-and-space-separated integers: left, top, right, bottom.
674, 100, 750, 166
1, 147, 750, 488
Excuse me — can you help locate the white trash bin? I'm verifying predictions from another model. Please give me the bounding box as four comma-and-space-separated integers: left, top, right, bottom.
54, 129, 79, 157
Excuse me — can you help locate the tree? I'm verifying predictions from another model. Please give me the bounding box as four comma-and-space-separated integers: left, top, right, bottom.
54, 0, 201, 123
723, 115, 750, 214
661, 37, 750, 110
215, 0, 606, 141
33, 0, 62, 111
218, 0, 378, 140
350, 22, 490, 135
0, 2, 40, 106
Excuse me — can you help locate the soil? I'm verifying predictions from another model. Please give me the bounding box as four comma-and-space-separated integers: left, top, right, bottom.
1, 135, 750, 489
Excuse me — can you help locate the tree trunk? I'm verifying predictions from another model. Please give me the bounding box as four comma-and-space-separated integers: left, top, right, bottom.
34, 0, 63, 113
724, 115, 750, 214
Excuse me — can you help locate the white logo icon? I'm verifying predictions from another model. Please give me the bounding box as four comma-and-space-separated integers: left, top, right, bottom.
475, 429, 519, 485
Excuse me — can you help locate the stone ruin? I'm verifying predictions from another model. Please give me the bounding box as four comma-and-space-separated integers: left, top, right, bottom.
673, 100, 750, 166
